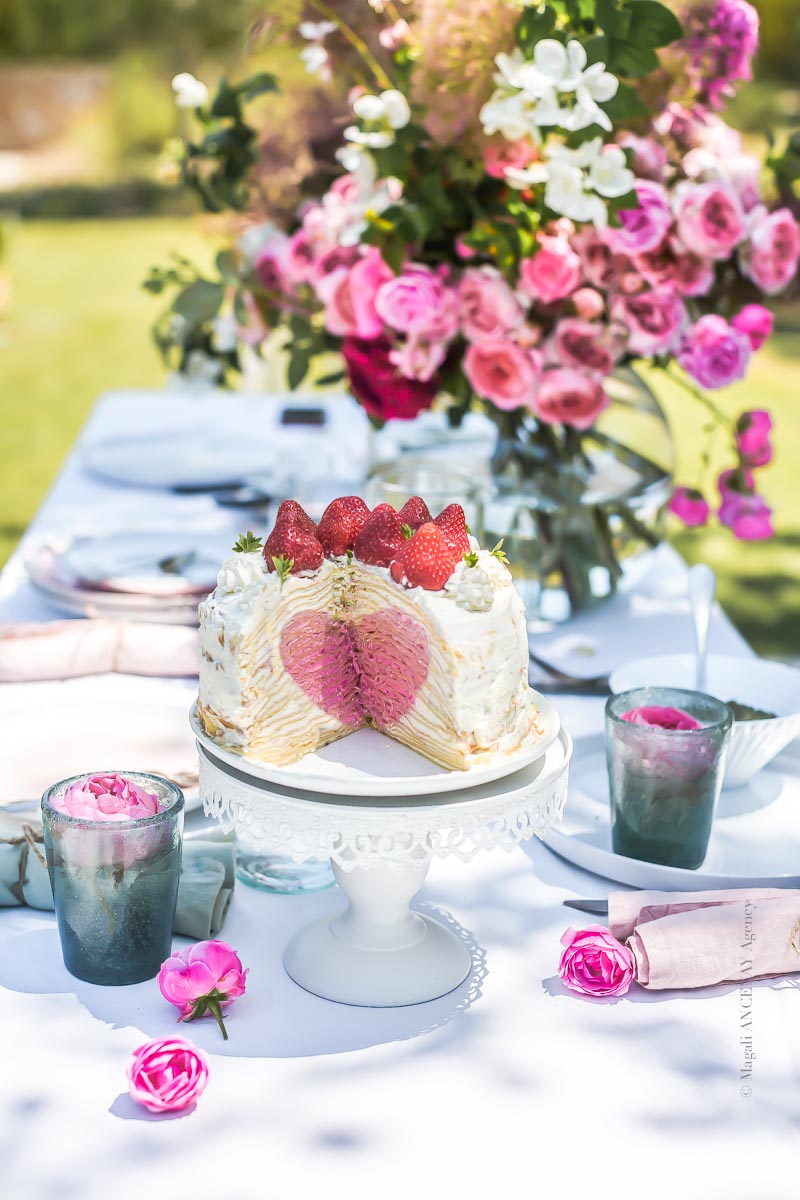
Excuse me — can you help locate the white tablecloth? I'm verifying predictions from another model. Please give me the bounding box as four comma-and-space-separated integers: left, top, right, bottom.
1, 392, 797, 1200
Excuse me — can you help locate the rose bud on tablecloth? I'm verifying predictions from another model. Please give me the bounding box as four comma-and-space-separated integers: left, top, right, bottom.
558, 925, 636, 997
158, 940, 248, 1039
127, 1037, 209, 1114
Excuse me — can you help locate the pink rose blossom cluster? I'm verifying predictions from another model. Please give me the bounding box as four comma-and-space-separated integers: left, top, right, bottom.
680, 0, 759, 111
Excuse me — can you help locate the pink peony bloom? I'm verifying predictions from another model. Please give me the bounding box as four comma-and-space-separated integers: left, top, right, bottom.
736, 409, 773, 467
464, 339, 541, 410
483, 137, 538, 180
635, 238, 715, 298
669, 487, 710, 527
571, 287, 605, 320
458, 265, 523, 343
719, 491, 773, 540
605, 181, 673, 256
534, 368, 609, 430
739, 208, 800, 296
558, 926, 635, 998
55, 773, 159, 821
375, 263, 459, 341
550, 318, 620, 377
318, 248, 393, 339
672, 180, 746, 260
343, 336, 439, 420
621, 705, 702, 730
619, 134, 668, 181
571, 228, 635, 293
159, 940, 248, 1040
519, 235, 582, 305
611, 289, 687, 356
389, 336, 448, 382
127, 1037, 209, 1114
678, 314, 750, 389
732, 303, 773, 350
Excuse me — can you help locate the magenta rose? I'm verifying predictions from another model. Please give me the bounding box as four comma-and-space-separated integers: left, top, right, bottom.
611, 289, 687, 356
483, 137, 538, 179
669, 487, 710, 527
458, 265, 523, 343
55, 773, 159, 821
519, 235, 582, 305
732, 303, 773, 350
127, 1037, 209, 1114
718, 465, 755, 499
678, 314, 750, 390
558, 926, 635, 998
464, 339, 540, 410
534, 368, 609, 430
719, 491, 773, 540
375, 263, 458, 341
735, 410, 773, 467
343, 336, 439, 420
254, 243, 289, 297
389, 336, 448, 382
621, 705, 701, 730
672, 180, 745, 260
740, 207, 800, 296
319, 248, 393, 339
605, 181, 673, 256
158, 939, 248, 1040
550, 317, 620, 377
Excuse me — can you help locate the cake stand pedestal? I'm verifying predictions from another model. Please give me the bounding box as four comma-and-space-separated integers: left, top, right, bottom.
198, 730, 572, 1007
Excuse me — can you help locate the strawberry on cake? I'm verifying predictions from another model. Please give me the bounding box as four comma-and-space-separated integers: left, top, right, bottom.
197, 496, 540, 771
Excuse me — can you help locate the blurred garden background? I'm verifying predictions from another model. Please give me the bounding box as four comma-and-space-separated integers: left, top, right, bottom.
1, 0, 798, 656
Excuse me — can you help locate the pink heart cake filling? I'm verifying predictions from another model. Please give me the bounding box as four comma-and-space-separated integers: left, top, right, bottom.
280, 608, 429, 727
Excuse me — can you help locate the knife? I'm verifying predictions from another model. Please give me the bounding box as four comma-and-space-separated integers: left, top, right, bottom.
563, 898, 609, 916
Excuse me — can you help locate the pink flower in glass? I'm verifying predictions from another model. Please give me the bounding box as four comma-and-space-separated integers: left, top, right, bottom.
126, 1037, 209, 1114
621, 706, 702, 730
558, 926, 635, 998
158, 940, 248, 1040
669, 487, 710, 528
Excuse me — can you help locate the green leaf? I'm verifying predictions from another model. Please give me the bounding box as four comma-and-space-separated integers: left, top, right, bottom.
233, 531, 263, 553
316, 370, 346, 387
210, 80, 242, 121
516, 4, 557, 51
601, 80, 650, 121
595, 0, 630, 37
606, 38, 660, 76
583, 34, 610, 65
172, 280, 224, 324
237, 72, 278, 102
215, 249, 239, 282
463, 550, 479, 568
627, 1, 683, 48
287, 349, 311, 391
271, 554, 294, 582
490, 539, 510, 565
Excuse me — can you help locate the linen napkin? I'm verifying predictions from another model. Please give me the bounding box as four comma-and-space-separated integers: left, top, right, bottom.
608, 887, 800, 989
0, 620, 199, 681
0, 811, 235, 940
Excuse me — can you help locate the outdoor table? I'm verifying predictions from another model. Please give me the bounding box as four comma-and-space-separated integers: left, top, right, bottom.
1, 391, 797, 1199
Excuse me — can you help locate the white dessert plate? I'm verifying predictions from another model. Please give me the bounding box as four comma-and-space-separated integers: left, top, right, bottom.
542, 731, 800, 889
81, 431, 276, 490
0, 687, 201, 812
60, 531, 229, 596
190, 689, 560, 798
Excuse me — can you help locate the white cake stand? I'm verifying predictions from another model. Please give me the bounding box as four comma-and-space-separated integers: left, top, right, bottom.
198, 730, 572, 1007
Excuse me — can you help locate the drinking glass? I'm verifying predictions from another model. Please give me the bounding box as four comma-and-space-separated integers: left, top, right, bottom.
367, 457, 486, 538
605, 687, 732, 869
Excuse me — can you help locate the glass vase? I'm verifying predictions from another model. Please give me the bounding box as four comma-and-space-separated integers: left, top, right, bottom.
483, 368, 674, 623
41, 773, 184, 985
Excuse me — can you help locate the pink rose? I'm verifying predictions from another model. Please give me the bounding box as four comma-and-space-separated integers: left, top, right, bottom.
621, 705, 701, 730
376, 264, 459, 341
458, 265, 523, 343
389, 337, 448, 382
635, 238, 714, 297
519, 235, 582, 305
669, 487, 710, 527
126, 1037, 209, 1115
318, 248, 393, 339
483, 137, 538, 179
571, 287, 605, 320
534, 368, 609, 430
55, 773, 159, 821
619, 134, 668, 181
558, 926, 635, 998
464, 339, 540, 410
611, 289, 687, 356
159, 939, 248, 1040
572, 228, 635, 293
736, 410, 772, 467
672, 180, 745, 260
605, 181, 673, 255
719, 491, 773, 540
678, 314, 750, 390
740, 208, 800, 296
732, 303, 773, 350
343, 336, 439, 420
549, 318, 620, 377
254, 243, 289, 297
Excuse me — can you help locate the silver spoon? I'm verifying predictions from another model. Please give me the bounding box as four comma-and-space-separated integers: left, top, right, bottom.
688, 563, 715, 692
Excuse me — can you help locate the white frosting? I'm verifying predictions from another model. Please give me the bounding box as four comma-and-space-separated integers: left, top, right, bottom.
216, 551, 267, 594
445, 562, 493, 612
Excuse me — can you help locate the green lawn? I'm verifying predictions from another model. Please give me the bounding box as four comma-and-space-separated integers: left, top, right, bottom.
2, 218, 798, 658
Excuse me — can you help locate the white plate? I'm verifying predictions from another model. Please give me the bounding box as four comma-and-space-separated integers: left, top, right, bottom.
61, 531, 229, 596
542, 732, 800, 889
82, 431, 276, 490
0, 690, 201, 812
191, 689, 560, 798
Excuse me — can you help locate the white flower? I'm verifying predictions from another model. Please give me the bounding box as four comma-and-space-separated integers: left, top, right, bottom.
380, 89, 411, 130
299, 20, 336, 40
347, 88, 410, 150
300, 44, 330, 77
587, 144, 635, 197
211, 314, 239, 354
183, 350, 223, 386
343, 125, 395, 149
479, 93, 535, 141
171, 72, 209, 109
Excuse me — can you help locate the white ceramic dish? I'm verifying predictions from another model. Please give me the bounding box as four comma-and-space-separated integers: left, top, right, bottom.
61, 531, 229, 596
190, 689, 560, 798
543, 731, 800, 889
610, 653, 800, 788
81, 431, 277, 490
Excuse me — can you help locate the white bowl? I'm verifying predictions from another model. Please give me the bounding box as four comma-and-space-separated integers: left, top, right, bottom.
609, 653, 800, 789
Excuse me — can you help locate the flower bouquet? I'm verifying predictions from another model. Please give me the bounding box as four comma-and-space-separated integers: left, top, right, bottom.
149, 0, 800, 617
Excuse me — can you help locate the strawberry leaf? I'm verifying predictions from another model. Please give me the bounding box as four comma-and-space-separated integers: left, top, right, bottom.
233, 531, 263, 553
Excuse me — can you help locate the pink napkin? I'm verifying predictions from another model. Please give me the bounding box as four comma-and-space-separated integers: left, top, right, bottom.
609, 888, 800, 989
0, 620, 199, 681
